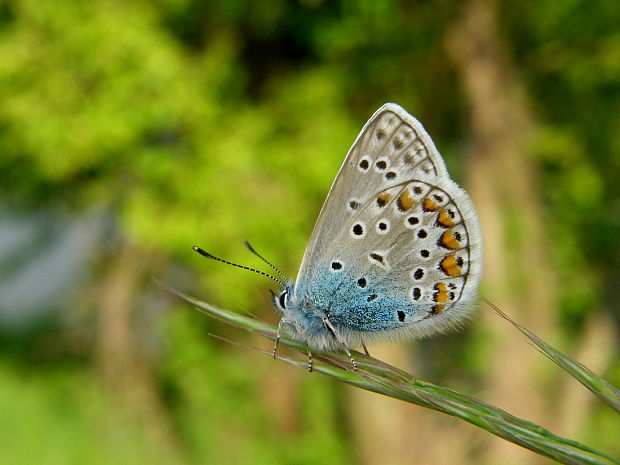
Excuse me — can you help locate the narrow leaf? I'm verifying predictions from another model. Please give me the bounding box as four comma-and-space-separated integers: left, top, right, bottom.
159, 281, 620, 465
485, 297, 620, 414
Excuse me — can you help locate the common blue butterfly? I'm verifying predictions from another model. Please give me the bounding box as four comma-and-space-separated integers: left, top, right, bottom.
195, 103, 482, 369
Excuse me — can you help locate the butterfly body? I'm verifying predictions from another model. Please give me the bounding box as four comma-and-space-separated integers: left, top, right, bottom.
273, 103, 483, 352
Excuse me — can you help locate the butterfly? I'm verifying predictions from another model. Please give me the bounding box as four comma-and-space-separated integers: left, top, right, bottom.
194, 103, 483, 370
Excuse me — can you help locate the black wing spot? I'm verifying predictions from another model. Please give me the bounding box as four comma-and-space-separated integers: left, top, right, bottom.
407, 216, 419, 225
370, 253, 385, 264
349, 200, 360, 210
413, 268, 424, 280
376, 160, 387, 170
397, 310, 406, 322
359, 159, 369, 170
378, 222, 387, 231
331, 261, 342, 270
352, 223, 364, 236
357, 277, 367, 288
433, 194, 444, 202
367, 293, 378, 302
417, 229, 427, 239
385, 171, 397, 180
412, 287, 421, 300
420, 249, 430, 258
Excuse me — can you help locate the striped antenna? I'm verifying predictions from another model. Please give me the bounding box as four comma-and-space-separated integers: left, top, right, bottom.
192, 246, 286, 287
243, 241, 288, 283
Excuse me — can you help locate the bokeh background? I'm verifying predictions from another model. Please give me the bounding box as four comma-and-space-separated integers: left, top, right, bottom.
1, 0, 619, 464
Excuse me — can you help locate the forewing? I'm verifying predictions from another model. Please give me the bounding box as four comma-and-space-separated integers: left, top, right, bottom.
295, 103, 448, 284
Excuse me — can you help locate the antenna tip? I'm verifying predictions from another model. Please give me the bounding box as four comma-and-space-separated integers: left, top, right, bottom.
192, 246, 213, 259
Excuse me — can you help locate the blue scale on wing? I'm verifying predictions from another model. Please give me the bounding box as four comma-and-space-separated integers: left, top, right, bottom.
303, 265, 420, 332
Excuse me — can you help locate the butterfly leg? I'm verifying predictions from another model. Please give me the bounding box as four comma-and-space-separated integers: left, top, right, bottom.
305, 342, 313, 372
322, 317, 357, 371
273, 319, 284, 359
362, 342, 371, 357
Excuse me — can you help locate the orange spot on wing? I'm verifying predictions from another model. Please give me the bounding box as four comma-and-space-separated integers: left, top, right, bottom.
377, 193, 392, 207
439, 254, 461, 276
433, 283, 450, 303
422, 197, 440, 211
397, 190, 415, 211
439, 230, 460, 250
436, 209, 455, 228
431, 305, 445, 315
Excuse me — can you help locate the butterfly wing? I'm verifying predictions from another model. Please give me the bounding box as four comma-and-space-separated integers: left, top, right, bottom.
292, 103, 482, 343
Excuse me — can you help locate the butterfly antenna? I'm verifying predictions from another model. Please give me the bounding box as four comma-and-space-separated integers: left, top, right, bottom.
243, 241, 288, 283
192, 246, 285, 287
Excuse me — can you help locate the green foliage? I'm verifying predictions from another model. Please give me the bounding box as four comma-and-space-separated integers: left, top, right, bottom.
0, 362, 183, 465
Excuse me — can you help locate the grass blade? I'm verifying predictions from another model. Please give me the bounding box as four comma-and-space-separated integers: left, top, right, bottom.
484, 297, 620, 414
159, 281, 620, 465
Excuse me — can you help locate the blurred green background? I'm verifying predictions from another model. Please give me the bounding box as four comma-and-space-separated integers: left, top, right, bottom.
0, 0, 619, 464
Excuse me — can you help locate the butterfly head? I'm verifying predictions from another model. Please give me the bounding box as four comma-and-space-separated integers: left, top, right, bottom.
272, 286, 305, 319
271, 285, 308, 315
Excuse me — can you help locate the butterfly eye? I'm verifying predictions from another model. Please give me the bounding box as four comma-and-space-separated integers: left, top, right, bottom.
278, 291, 287, 309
